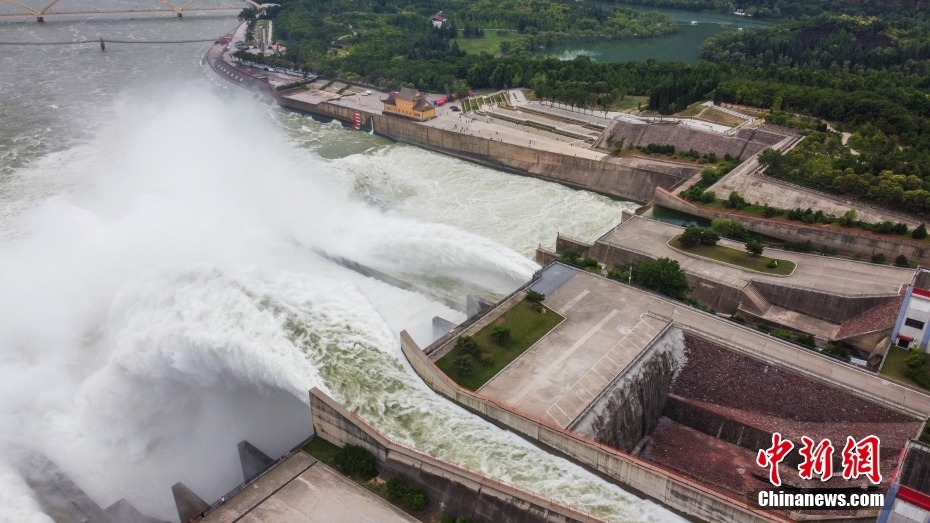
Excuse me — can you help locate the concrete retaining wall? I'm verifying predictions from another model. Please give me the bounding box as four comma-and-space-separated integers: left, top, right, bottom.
750, 281, 897, 325
572, 327, 684, 453
655, 188, 930, 265
309, 388, 610, 523
398, 331, 789, 523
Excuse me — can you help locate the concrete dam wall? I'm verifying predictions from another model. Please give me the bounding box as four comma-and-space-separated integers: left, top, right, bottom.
572, 327, 685, 453
276, 95, 688, 203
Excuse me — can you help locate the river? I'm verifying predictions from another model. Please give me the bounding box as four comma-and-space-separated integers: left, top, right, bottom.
0, 12, 690, 523
541, 3, 774, 63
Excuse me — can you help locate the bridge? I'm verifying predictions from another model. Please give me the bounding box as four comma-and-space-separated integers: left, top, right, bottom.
0, 0, 254, 22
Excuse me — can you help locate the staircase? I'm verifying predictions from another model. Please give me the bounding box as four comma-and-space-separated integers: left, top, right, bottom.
739, 284, 772, 316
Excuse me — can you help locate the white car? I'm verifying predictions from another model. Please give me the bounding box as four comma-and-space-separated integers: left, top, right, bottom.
361, 90, 372, 96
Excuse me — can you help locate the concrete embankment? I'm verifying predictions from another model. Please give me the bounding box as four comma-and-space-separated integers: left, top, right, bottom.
398, 331, 790, 523
654, 188, 930, 265
309, 387, 614, 523
276, 93, 687, 203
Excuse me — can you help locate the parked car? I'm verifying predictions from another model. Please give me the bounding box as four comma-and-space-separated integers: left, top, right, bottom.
362, 90, 372, 96
450, 105, 461, 112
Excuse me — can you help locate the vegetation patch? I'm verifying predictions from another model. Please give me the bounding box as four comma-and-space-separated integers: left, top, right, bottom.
670, 236, 796, 275
882, 347, 930, 392
435, 297, 563, 390
302, 436, 342, 466
455, 31, 521, 55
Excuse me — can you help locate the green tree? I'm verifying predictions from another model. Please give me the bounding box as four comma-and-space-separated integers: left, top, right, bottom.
679, 226, 703, 247
699, 229, 720, 246
896, 254, 909, 267
334, 445, 378, 479
745, 239, 764, 256
525, 289, 545, 302
871, 252, 887, 264
632, 257, 691, 300
914, 223, 928, 239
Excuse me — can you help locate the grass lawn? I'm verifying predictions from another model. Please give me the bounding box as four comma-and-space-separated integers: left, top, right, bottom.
436, 298, 563, 391
613, 95, 649, 112
302, 436, 341, 466
676, 101, 705, 117
696, 107, 745, 127
456, 32, 521, 55
881, 346, 930, 390
670, 236, 797, 275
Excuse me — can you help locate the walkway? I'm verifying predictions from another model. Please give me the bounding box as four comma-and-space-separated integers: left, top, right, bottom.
601, 216, 912, 296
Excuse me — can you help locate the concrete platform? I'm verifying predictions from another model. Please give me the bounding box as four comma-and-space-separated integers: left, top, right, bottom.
601, 216, 912, 296
477, 265, 930, 424
481, 266, 671, 427
202, 452, 417, 523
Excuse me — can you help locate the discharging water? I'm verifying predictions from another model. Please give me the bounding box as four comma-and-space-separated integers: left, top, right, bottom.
0, 13, 686, 523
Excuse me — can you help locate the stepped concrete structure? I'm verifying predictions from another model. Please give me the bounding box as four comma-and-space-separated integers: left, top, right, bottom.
538, 215, 913, 352
408, 263, 930, 523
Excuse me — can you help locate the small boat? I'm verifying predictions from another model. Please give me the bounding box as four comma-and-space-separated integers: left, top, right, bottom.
690, 20, 698, 25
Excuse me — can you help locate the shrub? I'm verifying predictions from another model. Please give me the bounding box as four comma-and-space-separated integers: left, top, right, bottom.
763, 204, 777, 217
560, 248, 580, 263
580, 257, 599, 268
783, 240, 814, 252
699, 190, 716, 203
490, 326, 511, 345
871, 252, 887, 264
441, 516, 455, 523
386, 476, 428, 511
896, 254, 910, 267
820, 245, 838, 255
334, 445, 378, 479
457, 518, 478, 523
711, 218, 746, 240
823, 343, 851, 362
766, 259, 778, 268
745, 239, 765, 257
525, 289, 545, 303
454, 354, 475, 376
914, 223, 928, 239
796, 333, 816, 348
725, 190, 747, 210
906, 351, 928, 369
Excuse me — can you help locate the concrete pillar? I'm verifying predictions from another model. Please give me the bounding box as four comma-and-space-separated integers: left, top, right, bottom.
103, 499, 168, 523
171, 482, 208, 523
466, 295, 493, 319
432, 316, 457, 342
237, 440, 274, 482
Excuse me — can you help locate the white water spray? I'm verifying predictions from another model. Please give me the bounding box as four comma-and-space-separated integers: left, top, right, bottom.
0, 86, 679, 523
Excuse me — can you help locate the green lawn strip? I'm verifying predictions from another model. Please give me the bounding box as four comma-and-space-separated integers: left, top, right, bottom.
456, 32, 521, 55
670, 236, 796, 275
676, 101, 705, 117
435, 299, 563, 391
880, 346, 930, 391
302, 437, 341, 467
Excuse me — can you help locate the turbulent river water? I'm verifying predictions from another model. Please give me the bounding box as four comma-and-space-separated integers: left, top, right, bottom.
0, 13, 683, 523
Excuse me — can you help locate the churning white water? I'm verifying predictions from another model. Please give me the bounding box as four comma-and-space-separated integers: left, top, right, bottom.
0, 16, 675, 523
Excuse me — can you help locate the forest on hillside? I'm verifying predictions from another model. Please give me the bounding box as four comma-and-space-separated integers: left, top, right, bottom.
247, 0, 930, 216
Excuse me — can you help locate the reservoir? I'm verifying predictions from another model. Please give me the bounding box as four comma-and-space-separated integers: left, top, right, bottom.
541, 3, 775, 63
0, 9, 683, 523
